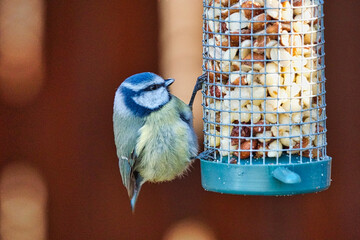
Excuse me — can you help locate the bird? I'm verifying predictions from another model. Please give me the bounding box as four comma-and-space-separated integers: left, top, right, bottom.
113, 72, 205, 211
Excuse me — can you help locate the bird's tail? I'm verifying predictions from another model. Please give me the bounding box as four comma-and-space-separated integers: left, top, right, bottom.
130, 187, 141, 212
130, 175, 144, 213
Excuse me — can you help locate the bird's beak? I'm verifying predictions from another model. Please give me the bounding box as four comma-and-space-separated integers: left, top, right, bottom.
164, 78, 175, 87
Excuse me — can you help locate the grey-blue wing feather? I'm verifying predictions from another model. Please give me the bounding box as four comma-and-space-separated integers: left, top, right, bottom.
113, 110, 144, 199
118, 153, 136, 198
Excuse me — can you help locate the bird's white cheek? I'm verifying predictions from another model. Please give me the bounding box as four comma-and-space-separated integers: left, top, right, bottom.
132, 88, 169, 109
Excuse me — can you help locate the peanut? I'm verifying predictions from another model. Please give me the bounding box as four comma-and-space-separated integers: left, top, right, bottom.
243, 53, 265, 70
266, 22, 282, 40
252, 120, 271, 134
229, 29, 252, 47
234, 140, 258, 159
230, 125, 251, 146
241, 1, 264, 19
251, 13, 271, 32
253, 35, 271, 54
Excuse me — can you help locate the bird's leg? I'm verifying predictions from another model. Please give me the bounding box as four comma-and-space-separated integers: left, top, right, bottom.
189, 73, 207, 110
194, 149, 216, 161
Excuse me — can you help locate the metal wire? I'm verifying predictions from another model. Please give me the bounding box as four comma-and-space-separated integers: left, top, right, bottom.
202, 0, 327, 164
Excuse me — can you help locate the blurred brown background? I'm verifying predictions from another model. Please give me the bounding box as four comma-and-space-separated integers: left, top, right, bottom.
0, 0, 360, 239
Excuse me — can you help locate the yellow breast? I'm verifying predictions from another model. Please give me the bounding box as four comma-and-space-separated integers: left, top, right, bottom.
135, 97, 192, 182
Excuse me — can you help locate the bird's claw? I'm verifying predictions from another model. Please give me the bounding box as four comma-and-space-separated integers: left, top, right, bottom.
189, 73, 208, 110
195, 73, 207, 92
195, 149, 216, 161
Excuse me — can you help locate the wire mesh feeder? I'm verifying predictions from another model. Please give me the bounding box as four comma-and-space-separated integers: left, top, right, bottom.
200, 0, 331, 195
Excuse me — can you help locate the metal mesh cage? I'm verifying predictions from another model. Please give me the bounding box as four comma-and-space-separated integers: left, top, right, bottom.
200, 0, 331, 195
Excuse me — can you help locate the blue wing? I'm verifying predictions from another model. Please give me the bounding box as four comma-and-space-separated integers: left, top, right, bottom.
113, 106, 144, 200
118, 150, 144, 210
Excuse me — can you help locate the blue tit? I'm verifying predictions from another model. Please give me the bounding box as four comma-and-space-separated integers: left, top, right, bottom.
113, 72, 202, 211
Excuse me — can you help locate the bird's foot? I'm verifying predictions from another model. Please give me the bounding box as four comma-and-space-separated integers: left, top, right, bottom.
195, 149, 216, 161
194, 73, 207, 93
189, 73, 207, 110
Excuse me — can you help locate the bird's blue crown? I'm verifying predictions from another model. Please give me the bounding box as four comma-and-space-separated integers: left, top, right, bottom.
124, 72, 158, 86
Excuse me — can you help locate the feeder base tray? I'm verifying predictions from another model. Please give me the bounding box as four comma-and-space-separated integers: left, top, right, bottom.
200, 156, 331, 196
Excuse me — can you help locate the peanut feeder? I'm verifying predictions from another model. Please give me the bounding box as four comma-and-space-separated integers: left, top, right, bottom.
200, 0, 331, 195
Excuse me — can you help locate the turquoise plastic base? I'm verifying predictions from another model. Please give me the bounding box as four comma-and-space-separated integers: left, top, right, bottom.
200, 155, 332, 196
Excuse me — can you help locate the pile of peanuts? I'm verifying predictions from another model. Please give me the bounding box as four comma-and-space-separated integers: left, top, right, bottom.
203, 0, 326, 160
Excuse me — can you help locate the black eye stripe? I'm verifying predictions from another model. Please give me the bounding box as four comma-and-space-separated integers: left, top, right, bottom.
144, 83, 164, 91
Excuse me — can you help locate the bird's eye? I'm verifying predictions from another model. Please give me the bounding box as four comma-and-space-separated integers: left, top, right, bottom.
147, 84, 162, 91
149, 85, 158, 90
